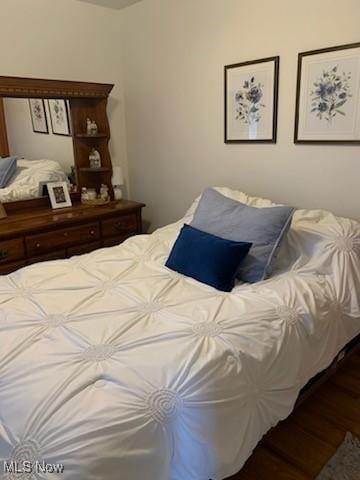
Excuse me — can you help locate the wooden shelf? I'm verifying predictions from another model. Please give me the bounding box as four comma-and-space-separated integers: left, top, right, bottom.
79, 167, 110, 172
75, 133, 109, 139
70, 96, 113, 195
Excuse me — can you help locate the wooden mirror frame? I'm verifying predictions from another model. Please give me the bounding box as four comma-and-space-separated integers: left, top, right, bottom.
0, 75, 114, 209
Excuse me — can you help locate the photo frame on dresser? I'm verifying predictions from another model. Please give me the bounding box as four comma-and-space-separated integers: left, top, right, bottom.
47, 181, 72, 209
224, 56, 279, 143
295, 42, 360, 144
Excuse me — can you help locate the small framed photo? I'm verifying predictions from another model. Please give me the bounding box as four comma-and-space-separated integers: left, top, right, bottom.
48, 99, 71, 136
47, 181, 72, 209
224, 56, 279, 143
295, 42, 360, 144
38, 181, 49, 197
28, 99, 49, 134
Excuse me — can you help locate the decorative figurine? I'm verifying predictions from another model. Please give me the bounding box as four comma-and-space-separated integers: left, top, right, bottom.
100, 184, 109, 202
86, 118, 92, 135
86, 118, 99, 135
90, 120, 98, 135
89, 148, 101, 168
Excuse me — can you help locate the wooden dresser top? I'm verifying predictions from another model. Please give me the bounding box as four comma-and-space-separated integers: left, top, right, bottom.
0, 200, 145, 239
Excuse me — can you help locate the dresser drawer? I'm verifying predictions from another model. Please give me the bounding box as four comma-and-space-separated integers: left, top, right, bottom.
102, 214, 137, 238
0, 238, 25, 264
0, 259, 27, 275
27, 250, 67, 265
26, 222, 100, 256
68, 240, 102, 257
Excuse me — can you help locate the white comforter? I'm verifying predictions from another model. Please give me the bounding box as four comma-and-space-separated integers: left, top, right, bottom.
1, 189, 360, 480
0, 159, 68, 203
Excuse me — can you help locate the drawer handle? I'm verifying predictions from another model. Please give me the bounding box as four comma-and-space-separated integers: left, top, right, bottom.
0, 250, 8, 260
115, 222, 126, 231
90, 230, 96, 236
36, 243, 41, 249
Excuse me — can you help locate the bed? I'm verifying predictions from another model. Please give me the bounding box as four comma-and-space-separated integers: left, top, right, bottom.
0, 158, 68, 203
0, 187, 359, 480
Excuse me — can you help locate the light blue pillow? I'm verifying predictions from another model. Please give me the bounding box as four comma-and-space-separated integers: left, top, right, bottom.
191, 188, 295, 283
0, 156, 17, 188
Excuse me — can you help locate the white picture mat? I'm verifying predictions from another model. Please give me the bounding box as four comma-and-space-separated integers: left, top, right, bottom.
47, 181, 72, 209
297, 47, 360, 140
48, 99, 71, 136
226, 61, 275, 140
29, 99, 48, 133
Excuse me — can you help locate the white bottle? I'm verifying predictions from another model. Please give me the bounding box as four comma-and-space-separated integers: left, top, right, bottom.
81, 187, 88, 203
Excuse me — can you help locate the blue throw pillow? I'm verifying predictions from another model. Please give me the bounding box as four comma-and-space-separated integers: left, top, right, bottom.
0, 156, 17, 188
191, 188, 294, 283
165, 224, 252, 292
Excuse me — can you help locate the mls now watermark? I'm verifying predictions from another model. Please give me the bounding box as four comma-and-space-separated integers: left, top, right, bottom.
3, 461, 65, 475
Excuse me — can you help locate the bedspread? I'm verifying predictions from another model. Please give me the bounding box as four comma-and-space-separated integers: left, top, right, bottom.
0, 206, 360, 480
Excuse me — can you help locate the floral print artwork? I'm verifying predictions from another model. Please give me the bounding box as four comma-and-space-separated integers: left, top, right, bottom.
32, 100, 44, 121
235, 76, 265, 124
310, 66, 352, 122
48, 99, 70, 136
29, 98, 48, 134
52, 100, 66, 126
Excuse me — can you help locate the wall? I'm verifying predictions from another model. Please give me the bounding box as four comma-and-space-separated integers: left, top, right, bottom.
4, 98, 74, 173
120, 0, 360, 229
0, 0, 129, 188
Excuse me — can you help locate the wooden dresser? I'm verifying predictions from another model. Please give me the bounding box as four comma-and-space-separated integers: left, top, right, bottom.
0, 199, 145, 275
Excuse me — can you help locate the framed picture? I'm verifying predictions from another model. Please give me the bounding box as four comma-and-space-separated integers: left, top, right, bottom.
295, 42, 360, 144
224, 56, 279, 143
48, 99, 71, 136
28, 99, 49, 134
47, 181, 72, 209
38, 181, 50, 197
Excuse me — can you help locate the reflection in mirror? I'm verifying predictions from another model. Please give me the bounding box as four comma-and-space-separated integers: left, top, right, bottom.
0, 98, 75, 203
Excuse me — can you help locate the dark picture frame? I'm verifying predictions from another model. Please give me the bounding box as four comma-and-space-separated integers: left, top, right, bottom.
28, 98, 49, 134
294, 42, 360, 144
47, 99, 71, 136
224, 56, 279, 143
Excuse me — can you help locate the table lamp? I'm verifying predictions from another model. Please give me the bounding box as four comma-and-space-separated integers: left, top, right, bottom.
112, 165, 124, 200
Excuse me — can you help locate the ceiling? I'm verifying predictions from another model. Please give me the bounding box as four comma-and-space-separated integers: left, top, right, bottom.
77, 0, 143, 10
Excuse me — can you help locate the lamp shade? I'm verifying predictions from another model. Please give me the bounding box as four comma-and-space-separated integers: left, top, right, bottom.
112, 165, 124, 186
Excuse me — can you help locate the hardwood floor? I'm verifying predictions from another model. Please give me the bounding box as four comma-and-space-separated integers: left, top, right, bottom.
226, 350, 360, 480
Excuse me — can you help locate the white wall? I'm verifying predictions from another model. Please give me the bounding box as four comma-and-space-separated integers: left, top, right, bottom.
4, 98, 74, 173
120, 0, 360, 229
0, 0, 129, 188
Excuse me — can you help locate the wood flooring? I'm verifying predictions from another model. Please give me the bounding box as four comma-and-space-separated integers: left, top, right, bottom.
226, 350, 360, 480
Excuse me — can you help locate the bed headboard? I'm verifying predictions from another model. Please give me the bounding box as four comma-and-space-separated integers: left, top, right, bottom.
0, 98, 9, 157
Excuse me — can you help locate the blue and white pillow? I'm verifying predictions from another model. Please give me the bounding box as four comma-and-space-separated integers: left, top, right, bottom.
191, 188, 295, 283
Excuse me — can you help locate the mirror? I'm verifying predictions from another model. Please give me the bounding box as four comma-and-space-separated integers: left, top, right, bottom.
0, 97, 75, 203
